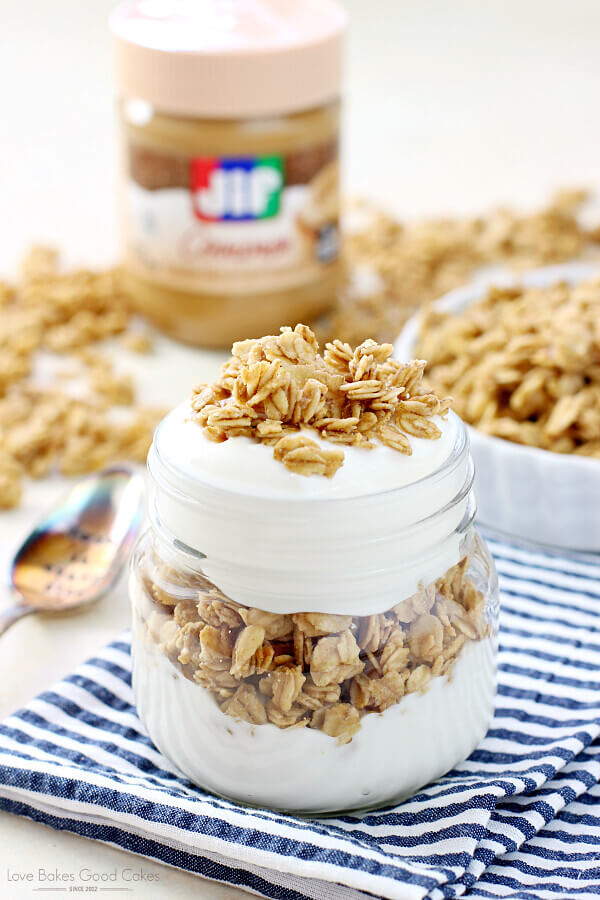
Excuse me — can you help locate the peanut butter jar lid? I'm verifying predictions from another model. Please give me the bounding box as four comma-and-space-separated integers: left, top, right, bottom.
110, 0, 347, 119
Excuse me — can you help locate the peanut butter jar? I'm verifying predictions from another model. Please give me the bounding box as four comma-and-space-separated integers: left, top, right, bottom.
110, 0, 346, 348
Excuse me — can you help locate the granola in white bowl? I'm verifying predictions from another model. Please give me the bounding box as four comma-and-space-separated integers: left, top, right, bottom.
395, 262, 600, 551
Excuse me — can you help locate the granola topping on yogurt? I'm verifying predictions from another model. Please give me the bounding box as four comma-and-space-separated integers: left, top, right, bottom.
191, 324, 451, 477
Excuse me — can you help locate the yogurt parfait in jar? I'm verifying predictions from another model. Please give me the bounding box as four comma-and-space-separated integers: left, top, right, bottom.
130, 324, 498, 814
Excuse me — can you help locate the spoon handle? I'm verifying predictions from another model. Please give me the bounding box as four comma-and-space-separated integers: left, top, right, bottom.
0, 604, 34, 636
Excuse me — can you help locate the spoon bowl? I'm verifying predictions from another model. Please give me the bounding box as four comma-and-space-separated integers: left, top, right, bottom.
2, 466, 144, 633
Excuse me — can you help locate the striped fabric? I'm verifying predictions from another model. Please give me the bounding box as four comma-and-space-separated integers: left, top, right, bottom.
1, 537, 600, 899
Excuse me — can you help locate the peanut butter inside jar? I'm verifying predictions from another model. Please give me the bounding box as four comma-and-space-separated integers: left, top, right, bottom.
111, 0, 346, 348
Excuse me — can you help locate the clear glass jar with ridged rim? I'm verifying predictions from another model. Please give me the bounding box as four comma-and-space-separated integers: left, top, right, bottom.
129, 412, 499, 815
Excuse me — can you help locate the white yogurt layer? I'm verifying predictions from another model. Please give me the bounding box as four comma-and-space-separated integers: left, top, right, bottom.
132, 608, 496, 814
147, 402, 472, 615
154, 400, 460, 500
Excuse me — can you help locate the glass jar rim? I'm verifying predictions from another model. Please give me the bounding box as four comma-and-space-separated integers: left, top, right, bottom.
148, 409, 470, 510
145, 414, 475, 616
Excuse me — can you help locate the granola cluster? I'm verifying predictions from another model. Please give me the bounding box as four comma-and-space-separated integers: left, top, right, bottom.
417, 277, 600, 457
142, 557, 488, 745
320, 189, 600, 346
191, 324, 450, 477
4, 188, 595, 506
0, 247, 163, 508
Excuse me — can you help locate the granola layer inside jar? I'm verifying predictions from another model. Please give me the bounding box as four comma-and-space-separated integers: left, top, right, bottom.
133, 533, 495, 747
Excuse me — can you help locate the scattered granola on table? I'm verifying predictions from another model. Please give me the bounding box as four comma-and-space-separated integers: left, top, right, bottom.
0, 246, 161, 509
417, 277, 600, 457
191, 323, 452, 477
319, 188, 600, 345
3, 188, 599, 508
141, 556, 489, 744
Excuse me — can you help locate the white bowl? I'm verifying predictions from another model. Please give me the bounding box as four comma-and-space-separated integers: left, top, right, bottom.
394, 262, 600, 552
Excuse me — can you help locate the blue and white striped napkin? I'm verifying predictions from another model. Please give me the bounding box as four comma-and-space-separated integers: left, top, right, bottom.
1, 536, 600, 900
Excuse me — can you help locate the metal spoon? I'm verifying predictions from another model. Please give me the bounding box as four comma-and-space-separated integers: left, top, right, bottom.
0, 466, 144, 636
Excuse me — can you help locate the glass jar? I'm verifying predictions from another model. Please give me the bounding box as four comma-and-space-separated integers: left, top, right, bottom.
129, 408, 499, 815
110, 1, 346, 348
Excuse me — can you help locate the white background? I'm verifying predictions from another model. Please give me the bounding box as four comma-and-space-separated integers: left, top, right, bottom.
1, 1, 600, 897
3, 0, 600, 270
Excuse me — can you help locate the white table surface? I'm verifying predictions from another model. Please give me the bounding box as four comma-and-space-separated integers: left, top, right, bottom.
2, 0, 600, 896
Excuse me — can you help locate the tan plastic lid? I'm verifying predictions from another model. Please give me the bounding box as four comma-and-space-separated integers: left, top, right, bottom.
110, 0, 347, 119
